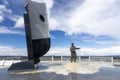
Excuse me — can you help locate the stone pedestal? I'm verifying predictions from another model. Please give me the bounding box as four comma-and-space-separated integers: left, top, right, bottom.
8, 60, 35, 71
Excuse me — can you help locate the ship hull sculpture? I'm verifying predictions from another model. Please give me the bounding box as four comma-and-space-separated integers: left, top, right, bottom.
8, 0, 50, 71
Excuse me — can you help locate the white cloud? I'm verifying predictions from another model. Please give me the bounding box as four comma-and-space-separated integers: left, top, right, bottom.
0, 4, 12, 22
49, 0, 120, 38
0, 16, 4, 22
0, 45, 27, 56
0, 26, 24, 35
9, 15, 20, 22
80, 46, 120, 56
46, 47, 70, 56
0, 4, 12, 14
49, 18, 58, 30
14, 17, 24, 28
0, 5, 24, 34
0, 5, 5, 22
67, 0, 120, 37
0, 2, 23, 29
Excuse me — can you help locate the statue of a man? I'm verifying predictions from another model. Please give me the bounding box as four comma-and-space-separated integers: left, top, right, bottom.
70, 43, 80, 62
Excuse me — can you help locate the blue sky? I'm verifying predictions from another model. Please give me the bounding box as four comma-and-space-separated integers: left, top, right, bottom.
0, 0, 120, 56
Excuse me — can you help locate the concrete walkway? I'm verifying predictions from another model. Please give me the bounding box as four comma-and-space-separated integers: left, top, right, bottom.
0, 62, 120, 80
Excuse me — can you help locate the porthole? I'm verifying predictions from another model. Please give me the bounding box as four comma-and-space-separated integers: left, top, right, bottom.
39, 15, 45, 22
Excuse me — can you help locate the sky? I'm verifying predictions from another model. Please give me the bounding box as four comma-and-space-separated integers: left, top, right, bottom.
0, 0, 120, 56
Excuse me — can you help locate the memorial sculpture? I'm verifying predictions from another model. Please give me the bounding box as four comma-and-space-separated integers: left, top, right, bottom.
8, 0, 50, 71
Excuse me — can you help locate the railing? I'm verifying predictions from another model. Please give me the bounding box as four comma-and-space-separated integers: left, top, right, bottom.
0, 59, 21, 66
40, 56, 120, 66
0, 56, 120, 66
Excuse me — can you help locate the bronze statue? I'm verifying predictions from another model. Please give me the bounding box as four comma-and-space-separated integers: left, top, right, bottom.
70, 43, 80, 62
